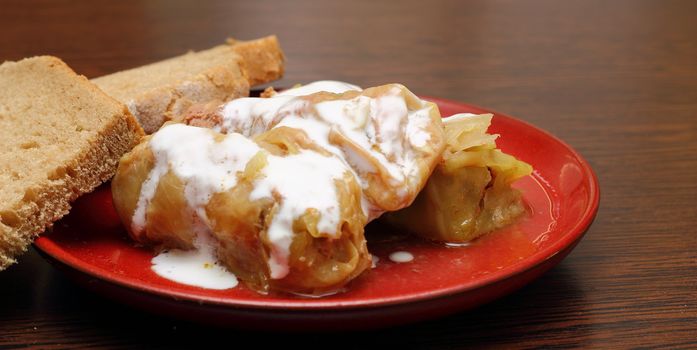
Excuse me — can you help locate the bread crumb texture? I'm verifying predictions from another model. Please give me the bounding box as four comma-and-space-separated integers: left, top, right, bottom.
0, 56, 143, 270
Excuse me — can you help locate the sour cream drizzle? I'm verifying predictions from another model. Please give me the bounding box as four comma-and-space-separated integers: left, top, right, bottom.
276, 80, 362, 96
389, 251, 414, 263
249, 151, 351, 279
131, 124, 260, 233
151, 231, 239, 290
218, 81, 435, 217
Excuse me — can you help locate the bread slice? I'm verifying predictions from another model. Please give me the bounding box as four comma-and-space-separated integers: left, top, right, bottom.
0, 56, 144, 270
92, 35, 285, 134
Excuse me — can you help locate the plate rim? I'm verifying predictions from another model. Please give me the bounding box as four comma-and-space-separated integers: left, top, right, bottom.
34, 97, 600, 311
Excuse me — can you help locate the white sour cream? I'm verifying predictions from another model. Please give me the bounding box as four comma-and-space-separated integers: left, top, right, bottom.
249, 150, 352, 279
276, 80, 362, 96
389, 251, 414, 263
151, 232, 238, 290
131, 124, 260, 233
219, 82, 437, 220
371, 254, 380, 268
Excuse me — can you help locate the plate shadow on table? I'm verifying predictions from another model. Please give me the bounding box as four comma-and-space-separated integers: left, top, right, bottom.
0, 247, 589, 349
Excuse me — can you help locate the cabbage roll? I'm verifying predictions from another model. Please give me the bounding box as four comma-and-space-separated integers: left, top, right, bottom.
383, 113, 532, 243
112, 123, 370, 295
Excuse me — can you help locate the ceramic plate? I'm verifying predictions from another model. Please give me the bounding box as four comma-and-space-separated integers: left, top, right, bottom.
34, 97, 599, 330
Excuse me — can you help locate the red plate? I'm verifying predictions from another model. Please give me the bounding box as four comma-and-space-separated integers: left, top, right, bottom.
34, 98, 599, 330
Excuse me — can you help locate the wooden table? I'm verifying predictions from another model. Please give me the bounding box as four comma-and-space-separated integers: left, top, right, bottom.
2, 0, 695, 348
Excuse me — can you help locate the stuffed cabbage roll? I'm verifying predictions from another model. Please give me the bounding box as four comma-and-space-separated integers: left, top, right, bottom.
112, 123, 370, 295
382, 113, 533, 243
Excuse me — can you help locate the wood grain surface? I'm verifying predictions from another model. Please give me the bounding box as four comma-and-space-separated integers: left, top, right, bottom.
1, 0, 696, 348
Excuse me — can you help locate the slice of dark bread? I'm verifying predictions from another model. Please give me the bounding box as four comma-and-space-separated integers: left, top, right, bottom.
0, 56, 144, 270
